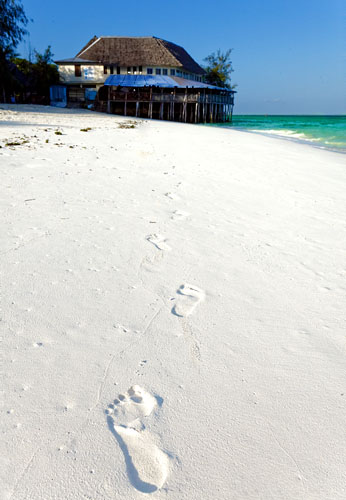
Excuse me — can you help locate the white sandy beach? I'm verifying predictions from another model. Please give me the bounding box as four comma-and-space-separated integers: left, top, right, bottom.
1, 105, 346, 500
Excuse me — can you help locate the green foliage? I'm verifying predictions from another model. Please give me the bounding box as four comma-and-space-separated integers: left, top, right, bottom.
12, 46, 59, 103
0, 0, 28, 100
203, 49, 235, 89
0, 46, 20, 92
32, 46, 59, 99
0, 0, 28, 49
0, 3, 58, 103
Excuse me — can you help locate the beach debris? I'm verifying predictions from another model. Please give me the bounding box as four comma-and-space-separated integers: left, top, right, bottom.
118, 120, 138, 129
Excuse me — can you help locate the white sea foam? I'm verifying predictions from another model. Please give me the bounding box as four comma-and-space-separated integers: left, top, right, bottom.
249, 128, 320, 142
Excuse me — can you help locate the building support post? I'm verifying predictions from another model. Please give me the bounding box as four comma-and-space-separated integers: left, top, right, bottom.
149, 88, 153, 119
107, 86, 111, 113
204, 90, 207, 123
123, 91, 127, 116
160, 90, 164, 120
183, 88, 188, 123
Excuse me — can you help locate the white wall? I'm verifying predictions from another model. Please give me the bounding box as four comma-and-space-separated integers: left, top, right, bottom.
58, 65, 105, 84
58, 64, 202, 84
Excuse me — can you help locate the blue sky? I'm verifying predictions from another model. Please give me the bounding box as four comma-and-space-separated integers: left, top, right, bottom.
18, 0, 345, 114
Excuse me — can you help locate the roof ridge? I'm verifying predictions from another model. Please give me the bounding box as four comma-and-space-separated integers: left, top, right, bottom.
98, 35, 156, 39
155, 38, 181, 68
155, 37, 184, 49
76, 36, 100, 58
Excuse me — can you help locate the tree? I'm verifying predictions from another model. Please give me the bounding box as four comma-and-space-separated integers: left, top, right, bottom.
0, 0, 28, 101
13, 46, 59, 104
0, 0, 28, 48
33, 46, 59, 102
203, 49, 236, 89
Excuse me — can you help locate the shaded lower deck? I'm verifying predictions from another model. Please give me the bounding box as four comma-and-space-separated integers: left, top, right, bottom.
95, 86, 235, 123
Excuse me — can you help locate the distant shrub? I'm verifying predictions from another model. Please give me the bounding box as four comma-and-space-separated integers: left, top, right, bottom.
80, 127, 92, 132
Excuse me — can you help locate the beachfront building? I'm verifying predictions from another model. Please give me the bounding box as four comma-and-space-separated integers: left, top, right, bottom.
52, 36, 235, 123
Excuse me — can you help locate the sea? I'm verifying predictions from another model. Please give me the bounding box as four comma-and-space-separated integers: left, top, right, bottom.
217, 115, 346, 153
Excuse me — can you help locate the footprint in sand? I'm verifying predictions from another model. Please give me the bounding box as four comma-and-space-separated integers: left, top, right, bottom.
172, 284, 205, 317
171, 210, 189, 221
147, 234, 171, 251
106, 385, 169, 493
164, 192, 180, 201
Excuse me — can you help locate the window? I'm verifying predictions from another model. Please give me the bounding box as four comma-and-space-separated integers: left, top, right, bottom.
147, 68, 153, 75
110, 65, 114, 75
162, 68, 168, 76
75, 65, 81, 77
127, 67, 131, 74
133, 66, 137, 74
117, 66, 120, 74
155, 68, 161, 75
177, 70, 182, 77
139, 65, 142, 74
170, 69, 175, 76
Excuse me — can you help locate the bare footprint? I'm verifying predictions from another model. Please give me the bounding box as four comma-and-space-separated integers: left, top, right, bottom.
165, 192, 180, 200
171, 210, 189, 221
172, 284, 205, 317
147, 234, 171, 251
106, 386, 169, 493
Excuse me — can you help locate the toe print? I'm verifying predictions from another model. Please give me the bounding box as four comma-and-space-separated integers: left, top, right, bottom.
106, 386, 169, 493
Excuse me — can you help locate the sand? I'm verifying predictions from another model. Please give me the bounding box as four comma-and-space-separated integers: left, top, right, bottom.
1, 105, 346, 499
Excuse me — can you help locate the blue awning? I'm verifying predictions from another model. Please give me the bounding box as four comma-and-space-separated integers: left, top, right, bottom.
103, 74, 233, 91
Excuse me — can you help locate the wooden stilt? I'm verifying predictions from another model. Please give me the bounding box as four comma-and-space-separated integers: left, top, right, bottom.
159, 89, 164, 120
184, 88, 188, 123
149, 88, 153, 119
107, 86, 111, 113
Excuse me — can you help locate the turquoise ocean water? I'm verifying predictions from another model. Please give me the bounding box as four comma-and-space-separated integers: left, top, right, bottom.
217, 115, 346, 153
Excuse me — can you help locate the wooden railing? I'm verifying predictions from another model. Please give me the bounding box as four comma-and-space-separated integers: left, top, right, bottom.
109, 90, 234, 105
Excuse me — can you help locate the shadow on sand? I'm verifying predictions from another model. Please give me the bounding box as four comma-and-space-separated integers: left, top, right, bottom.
106, 415, 158, 494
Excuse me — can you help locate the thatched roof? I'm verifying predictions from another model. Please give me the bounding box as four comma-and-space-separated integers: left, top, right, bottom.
72, 36, 205, 75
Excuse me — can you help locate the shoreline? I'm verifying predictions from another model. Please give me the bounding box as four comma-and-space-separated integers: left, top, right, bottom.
1, 103, 345, 154
210, 113, 346, 154
218, 125, 346, 155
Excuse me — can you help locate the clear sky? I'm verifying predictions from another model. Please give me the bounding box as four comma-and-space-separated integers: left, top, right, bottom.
18, 0, 345, 114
